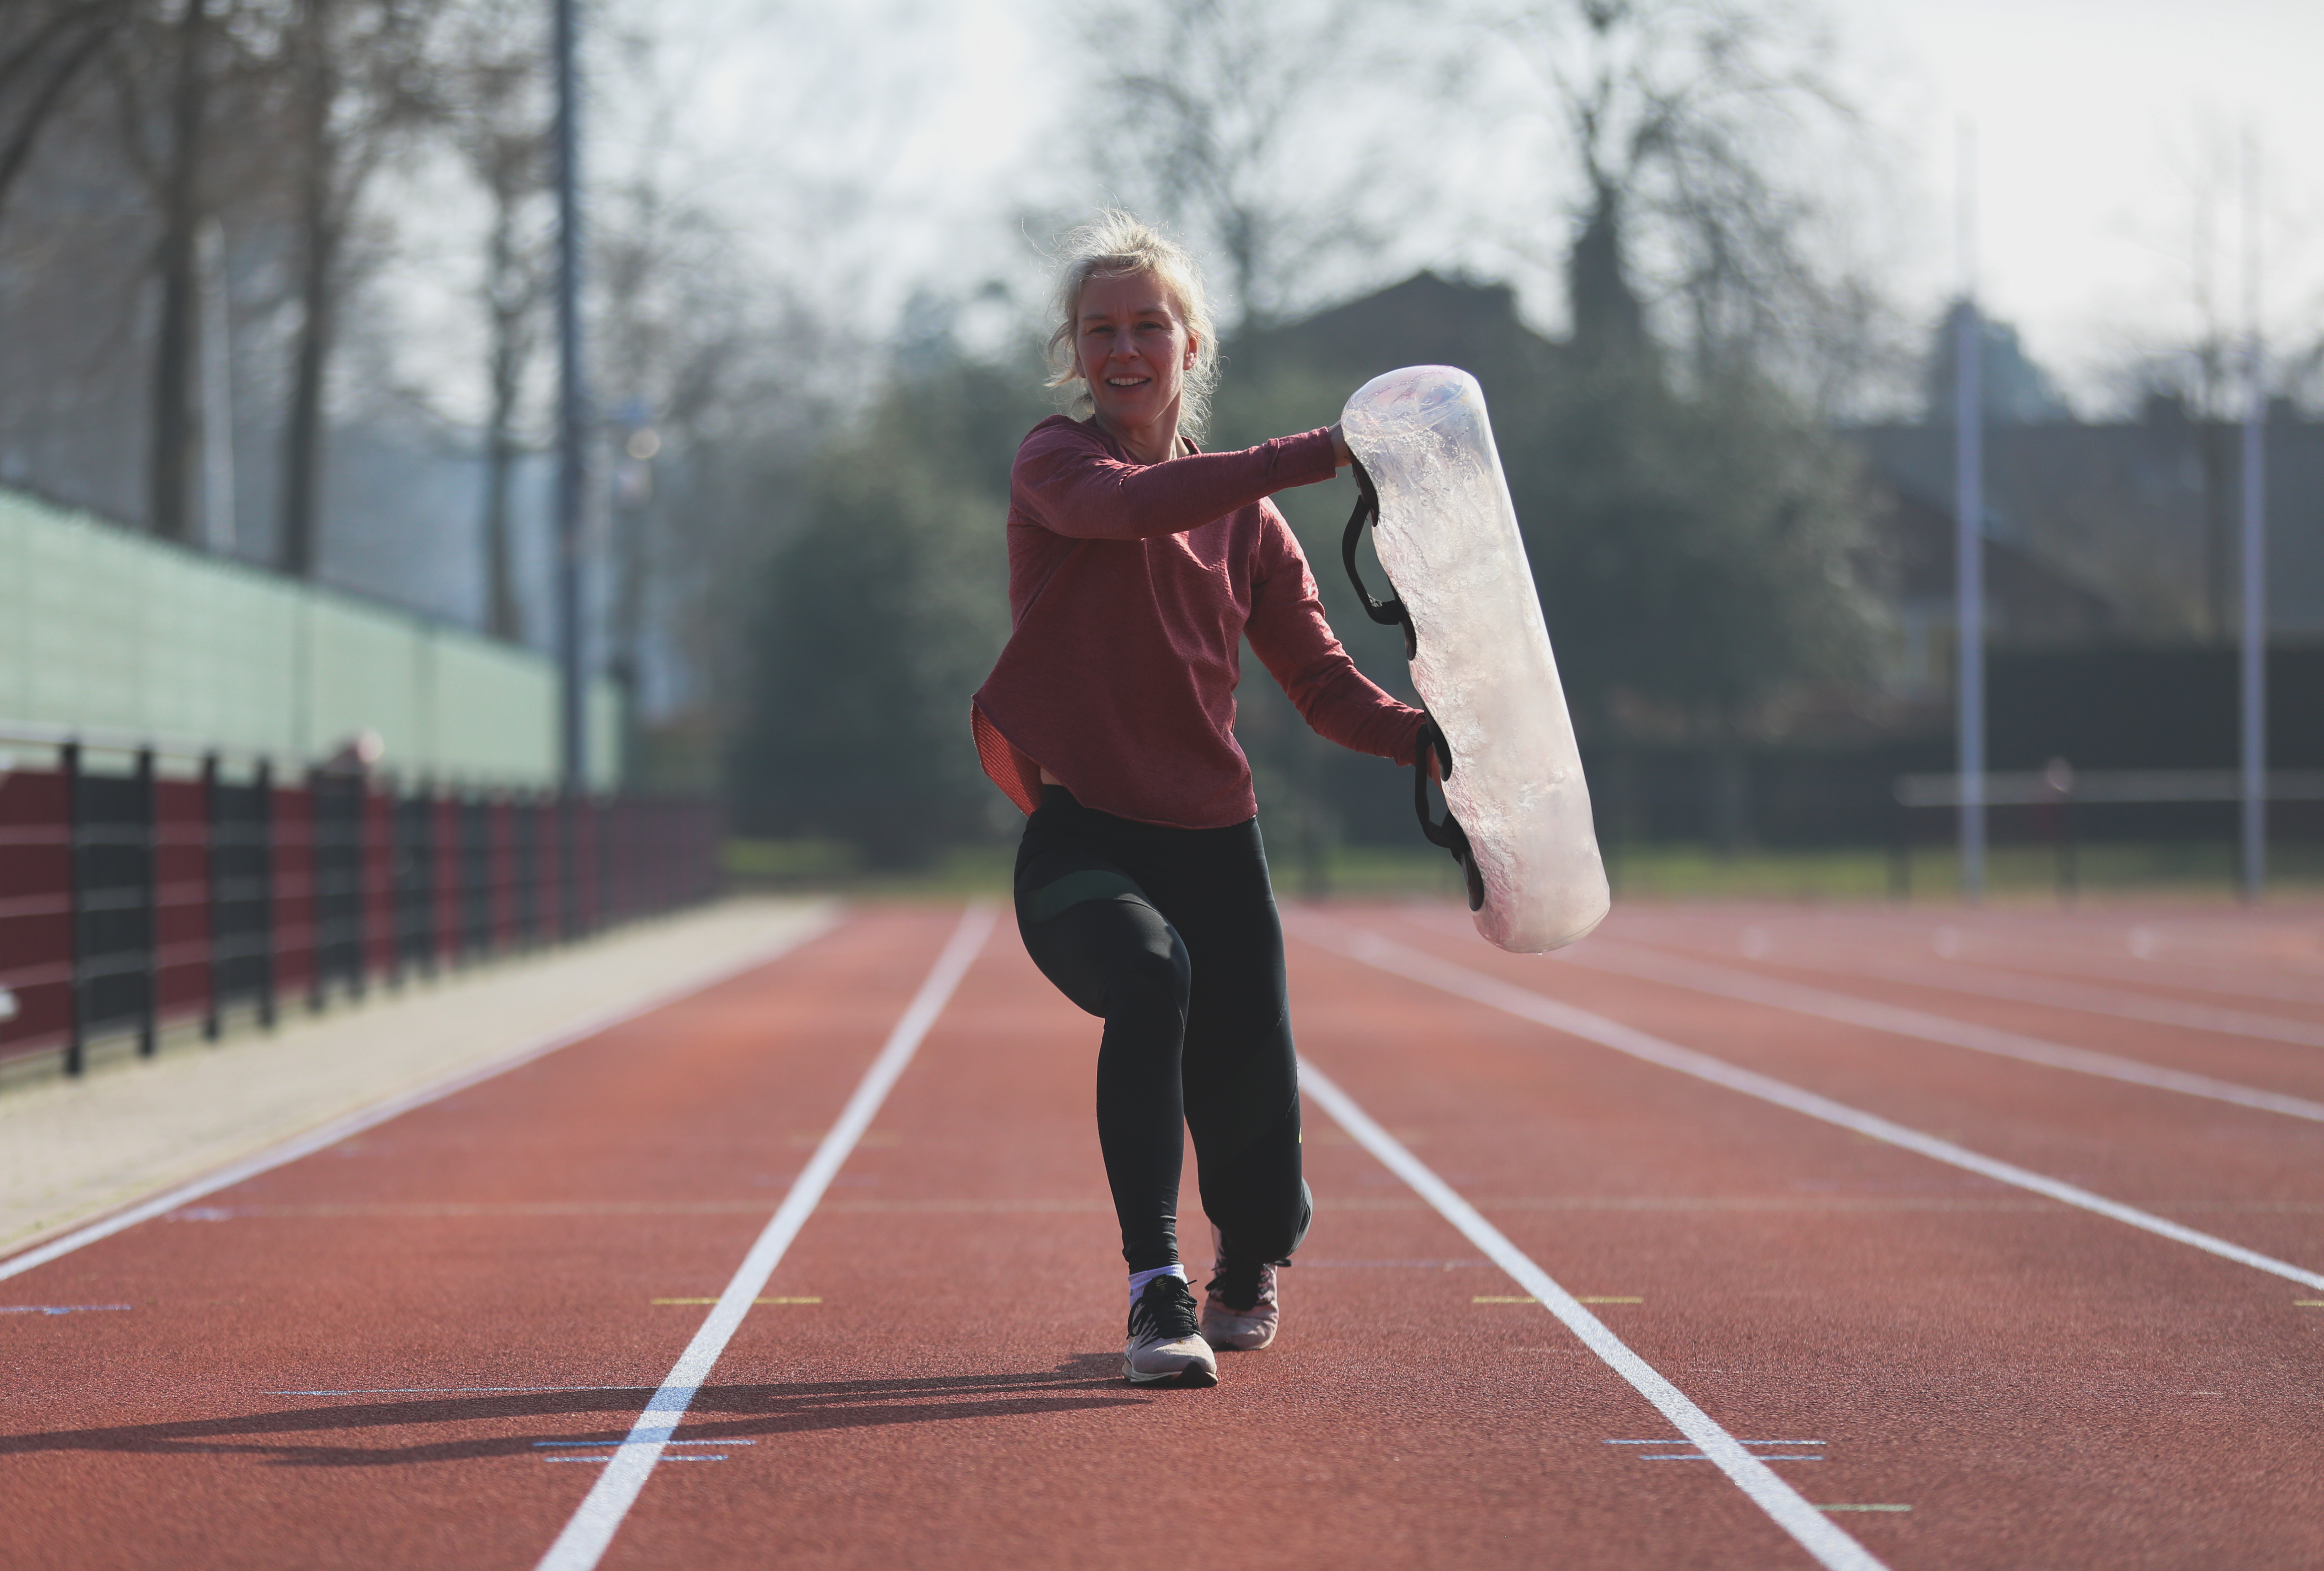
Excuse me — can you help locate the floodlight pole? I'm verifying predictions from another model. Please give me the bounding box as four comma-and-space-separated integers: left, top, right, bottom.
551, 0, 588, 941
2240, 355, 2266, 902
198, 219, 237, 553
2239, 132, 2266, 902
553, 0, 588, 802
1953, 124, 1985, 904
1955, 303, 1985, 903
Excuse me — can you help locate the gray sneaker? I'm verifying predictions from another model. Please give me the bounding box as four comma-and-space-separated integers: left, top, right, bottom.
1124, 1275, 1218, 1387
1200, 1230, 1280, 1352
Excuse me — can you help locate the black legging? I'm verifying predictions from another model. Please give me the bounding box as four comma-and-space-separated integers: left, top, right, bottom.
1014, 786, 1309, 1273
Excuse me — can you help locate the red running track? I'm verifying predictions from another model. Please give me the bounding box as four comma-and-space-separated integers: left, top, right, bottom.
4, 898, 2321, 1569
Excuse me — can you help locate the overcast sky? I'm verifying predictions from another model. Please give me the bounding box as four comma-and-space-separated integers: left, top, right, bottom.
616, 0, 2321, 411
1830, 0, 2322, 402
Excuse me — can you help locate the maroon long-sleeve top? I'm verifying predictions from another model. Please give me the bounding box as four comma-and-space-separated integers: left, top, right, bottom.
972, 414, 1426, 830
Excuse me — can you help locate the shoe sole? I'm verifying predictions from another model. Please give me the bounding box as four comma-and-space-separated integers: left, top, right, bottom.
1122, 1358, 1218, 1388
1201, 1311, 1277, 1352
1202, 1330, 1274, 1352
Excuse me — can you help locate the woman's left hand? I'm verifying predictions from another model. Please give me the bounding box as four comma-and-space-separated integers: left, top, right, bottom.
1328, 422, 1352, 469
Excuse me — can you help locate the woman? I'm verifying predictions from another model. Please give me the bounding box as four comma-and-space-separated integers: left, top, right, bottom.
972, 213, 1426, 1388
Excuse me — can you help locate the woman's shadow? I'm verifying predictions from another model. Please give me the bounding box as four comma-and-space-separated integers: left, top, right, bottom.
2, 1354, 1141, 1468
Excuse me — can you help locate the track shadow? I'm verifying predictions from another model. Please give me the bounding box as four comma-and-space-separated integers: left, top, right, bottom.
0, 1355, 1144, 1468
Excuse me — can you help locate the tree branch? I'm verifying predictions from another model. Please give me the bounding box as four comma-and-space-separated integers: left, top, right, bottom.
0, 12, 109, 229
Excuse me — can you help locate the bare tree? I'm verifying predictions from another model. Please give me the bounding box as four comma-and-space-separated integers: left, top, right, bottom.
593, 163, 810, 750
145, 0, 213, 542
6, 0, 298, 544
0, 1, 124, 229
47, 0, 208, 540
438, 0, 550, 640
1474, 0, 1890, 847
0, 0, 297, 540
276, 0, 444, 579
2, 0, 210, 542
2098, 126, 2279, 641
1071, 0, 1407, 331
1488, 0, 1900, 408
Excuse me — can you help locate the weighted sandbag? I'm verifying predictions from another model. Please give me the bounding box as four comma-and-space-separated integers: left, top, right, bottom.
1341, 365, 1609, 953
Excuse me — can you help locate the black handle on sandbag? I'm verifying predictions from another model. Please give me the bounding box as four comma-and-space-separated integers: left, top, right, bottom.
1340, 458, 1416, 661
1413, 715, 1484, 912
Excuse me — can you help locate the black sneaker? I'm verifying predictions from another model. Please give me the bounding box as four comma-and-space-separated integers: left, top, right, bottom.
1123, 1275, 1219, 1387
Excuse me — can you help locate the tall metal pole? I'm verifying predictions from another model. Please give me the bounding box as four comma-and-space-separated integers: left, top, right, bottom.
198, 218, 238, 553
1954, 123, 1985, 903
2239, 131, 2266, 901
553, 0, 588, 799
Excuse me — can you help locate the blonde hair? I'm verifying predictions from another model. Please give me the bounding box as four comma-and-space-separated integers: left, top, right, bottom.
1043, 211, 1221, 440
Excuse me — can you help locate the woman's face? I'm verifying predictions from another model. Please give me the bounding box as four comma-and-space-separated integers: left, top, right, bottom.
1075, 270, 1197, 438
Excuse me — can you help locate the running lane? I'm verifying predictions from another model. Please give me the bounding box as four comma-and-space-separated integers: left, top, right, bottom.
1629, 904, 2324, 1019
580, 906, 1846, 1571
1381, 903, 2324, 1270
0, 909, 965, 1570
1290, 902, 2324, 1569
19, 894, 2317, 1567
8, 902, 1845, 1571
1608, 906, 2324, 1070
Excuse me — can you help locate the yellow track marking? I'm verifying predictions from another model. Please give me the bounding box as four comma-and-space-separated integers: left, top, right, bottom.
651, 1296, 821, 1305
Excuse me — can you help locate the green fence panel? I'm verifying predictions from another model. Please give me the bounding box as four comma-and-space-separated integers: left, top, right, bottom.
0, 487, 619, 790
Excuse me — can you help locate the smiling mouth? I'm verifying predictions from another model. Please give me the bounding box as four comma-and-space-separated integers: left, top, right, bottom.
1106, 376, 1150, 387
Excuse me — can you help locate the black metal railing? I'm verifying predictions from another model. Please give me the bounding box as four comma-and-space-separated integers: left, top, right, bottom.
0, 736, 721, 1075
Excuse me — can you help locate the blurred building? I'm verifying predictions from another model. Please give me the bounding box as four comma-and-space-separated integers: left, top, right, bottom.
1851, 395, 2324, 662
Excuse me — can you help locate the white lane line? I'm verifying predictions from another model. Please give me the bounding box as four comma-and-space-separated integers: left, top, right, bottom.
1588, 910, 2324, 1013
1841, 962, 2324, 1051
1928, 937, 2324, 1013
1610, 920, 2324, 1053
1753, 944, 2324, 1052
534, 1440, 750, 1447
1422, 907, 2324, 1048
1557, 938, 2324, 1124
1298, 1062, 1890, 1571
1297, 918, 2324, 1294
0, 906, 842, 1283
534, 903, 994, 1571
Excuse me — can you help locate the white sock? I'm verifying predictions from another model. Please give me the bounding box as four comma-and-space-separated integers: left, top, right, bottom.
1127, 1264, 1189, 1304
